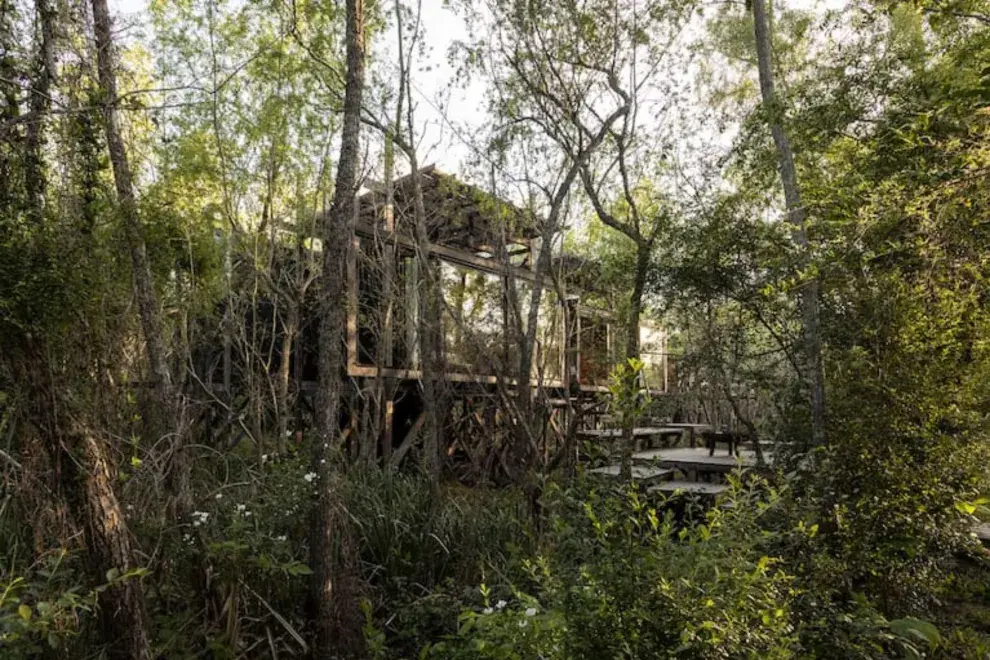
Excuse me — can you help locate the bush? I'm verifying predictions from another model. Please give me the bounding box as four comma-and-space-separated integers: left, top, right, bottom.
430, 476, 804, 658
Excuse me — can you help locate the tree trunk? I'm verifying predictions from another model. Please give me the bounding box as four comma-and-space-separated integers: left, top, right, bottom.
313, 0, 365, 654
618, 240, 650, 480
379, 131, 396, 465
77, 429, 154, 660
750, 0, 827, 448
407, 161, 443, 484
0, 0, 21, 212
277, 303, 298, 454
90, 0, 173, 430
626, 241, 649, 361
24, 0, 56, 224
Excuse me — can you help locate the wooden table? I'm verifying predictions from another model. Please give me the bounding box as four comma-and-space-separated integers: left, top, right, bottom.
701, 430, 751, 457
663, 423, 712, 448
632, 447, 766, 478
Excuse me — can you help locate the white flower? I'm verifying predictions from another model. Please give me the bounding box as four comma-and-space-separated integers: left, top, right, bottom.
518, 620, 528, 628
525, 607, 537, 617
483, 607, 493, 615
495, 600, 507, 610
244, 511, 252, 517
276, 535, 287, 542
285, 430, 292, 437
261, 454, 268, 463
215, 493, 223, 500
303, 472, 317, 483
126, 504, 134, 511
192, 521, 201, 527
236, 504, 246, 513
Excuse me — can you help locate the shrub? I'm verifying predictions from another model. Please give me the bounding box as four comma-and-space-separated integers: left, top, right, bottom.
431, 476, 804, 658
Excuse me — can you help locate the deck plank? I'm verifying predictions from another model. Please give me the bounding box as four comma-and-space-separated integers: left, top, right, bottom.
588, 465, 673, 484
632, 446, 771, 473
648, 480, 729, 496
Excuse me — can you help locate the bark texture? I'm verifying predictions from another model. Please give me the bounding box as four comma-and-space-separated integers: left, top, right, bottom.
78, 429, 154, 660
24, 0, 56, 224
751, 0, 827, 447
313, 0, 365, 654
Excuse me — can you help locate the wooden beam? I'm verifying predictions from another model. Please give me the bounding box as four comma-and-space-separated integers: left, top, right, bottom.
354, 220, 538, 282
389, 410, 426, 469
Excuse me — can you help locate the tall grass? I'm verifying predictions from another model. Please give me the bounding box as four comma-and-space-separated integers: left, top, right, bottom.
337, 468, 534, 653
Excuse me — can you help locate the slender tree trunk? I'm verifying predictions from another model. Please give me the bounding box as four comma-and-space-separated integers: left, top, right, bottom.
618, 240, 650, 479
407, 160, 443, 483
751, 0, 827, 448
379, 131, 396, 465
0, 0, 20, 212
90, 0, 173, 428
394, 0, 444, 484
24, 0, 55, 224
277, 303, 297, 454
313, 0, 365, 654
626, 242, 650, 361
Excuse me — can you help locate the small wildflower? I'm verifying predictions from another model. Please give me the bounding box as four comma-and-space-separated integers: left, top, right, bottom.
483, 607, 493, 615
518, 620, 528, 628
525, 607, 537, 617
236, 504, 247, 513
276, 535, 287, 542
261, 454, 268, 463
303, 472, 317, 483
192, 521, 201, 527
215, 493, 223, 500
244, 511, 252, 517
126, 504, 134, 511
496, 600, 507, 610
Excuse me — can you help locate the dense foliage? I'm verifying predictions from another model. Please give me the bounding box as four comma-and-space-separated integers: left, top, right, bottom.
1, 0, 989, 657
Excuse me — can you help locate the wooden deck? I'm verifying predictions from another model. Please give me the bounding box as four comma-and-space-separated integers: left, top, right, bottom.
648, 480, 729, 496
632, 447, 771, 473
579, 427, 685, 439
588, 465, 673, 484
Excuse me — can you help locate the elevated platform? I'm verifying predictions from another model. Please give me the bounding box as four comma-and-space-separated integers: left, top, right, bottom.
632, 447, 771, 473
588, 465, 673, 484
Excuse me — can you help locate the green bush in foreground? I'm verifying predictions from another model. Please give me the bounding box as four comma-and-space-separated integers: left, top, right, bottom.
427, 477, 801, 659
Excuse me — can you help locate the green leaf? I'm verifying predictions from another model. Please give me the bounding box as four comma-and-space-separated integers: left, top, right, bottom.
284, 561, 313, 576
890, 617, 941, 648
18, 603, 31, 621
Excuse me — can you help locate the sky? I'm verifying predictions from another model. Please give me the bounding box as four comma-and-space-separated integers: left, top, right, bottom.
107, 0, 845, 200
111, 0, 482, 175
